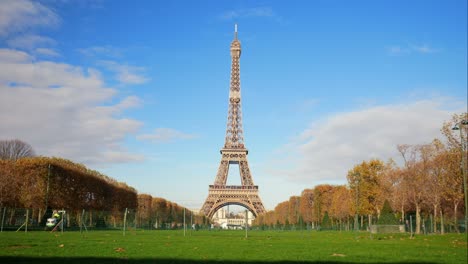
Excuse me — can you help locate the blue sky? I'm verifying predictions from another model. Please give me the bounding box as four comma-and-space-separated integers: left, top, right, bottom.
0, 0, 466, 210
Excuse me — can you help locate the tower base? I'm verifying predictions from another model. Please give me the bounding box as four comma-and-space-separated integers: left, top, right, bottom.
201, 185, 265, 218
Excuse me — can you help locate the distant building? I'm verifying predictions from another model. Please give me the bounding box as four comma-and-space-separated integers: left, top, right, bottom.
212, 208, 254, 229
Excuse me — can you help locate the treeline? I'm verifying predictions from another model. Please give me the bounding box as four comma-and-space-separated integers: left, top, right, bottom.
254, 113, 467, 234
137, 194, 207, 228
0, 157, 137, 210
0, 156, 201, 228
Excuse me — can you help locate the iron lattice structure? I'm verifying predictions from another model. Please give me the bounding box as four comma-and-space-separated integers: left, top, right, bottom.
201, 26, 266, 219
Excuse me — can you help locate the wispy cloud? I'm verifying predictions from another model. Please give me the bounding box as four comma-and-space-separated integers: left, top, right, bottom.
116, 95, 142, 110
137, 128, 196, 143
6, 34, 56, 50
99, 60, 149, 85
0, 0, 59, 37
387, 43, 440, 55
386, 45, 410, 55
411, 44, 439, 54
294, 98, 320, 112
78, 45, 123, 58
35, 47, 60, 57
219, 7, 276, 20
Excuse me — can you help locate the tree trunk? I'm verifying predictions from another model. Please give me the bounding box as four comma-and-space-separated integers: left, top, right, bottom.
415, 204, 421, 234
76, 211, 81, 228
440, 209, 444, 235
368, 214, 372, 230
453, 202, 459, 233
360, 215, 363, 229
89, 210, 93, 226
433, 204, 438, 233
401, 205, 405, 223
9, 209, 14, 225
37, 208, 42, 224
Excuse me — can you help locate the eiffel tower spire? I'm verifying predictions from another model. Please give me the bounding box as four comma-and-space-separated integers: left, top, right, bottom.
201, 25, 265, 219
225, 23, 244, 149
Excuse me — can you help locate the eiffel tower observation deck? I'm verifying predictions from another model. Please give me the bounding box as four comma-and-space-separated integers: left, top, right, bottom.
201, 25, 266, 218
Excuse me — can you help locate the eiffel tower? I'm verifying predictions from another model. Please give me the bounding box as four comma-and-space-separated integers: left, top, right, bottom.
201, 25, 266, 218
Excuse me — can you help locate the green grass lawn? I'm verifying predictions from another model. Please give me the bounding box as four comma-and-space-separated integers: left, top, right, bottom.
0, 230, 466, 263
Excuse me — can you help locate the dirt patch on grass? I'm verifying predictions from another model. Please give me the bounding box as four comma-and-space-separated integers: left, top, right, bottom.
7, 245, 32, 249
114, 247, 126, 252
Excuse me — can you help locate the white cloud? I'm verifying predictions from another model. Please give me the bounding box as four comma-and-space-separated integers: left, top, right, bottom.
0, 0, 150, 166
0, 0, 59, 37
0, 48, 32, 63
219, 7, 275, 20
269, 99, 462, 185
99, 60, 149, 85
0, 48, 144, 165
137, 128, 196, 143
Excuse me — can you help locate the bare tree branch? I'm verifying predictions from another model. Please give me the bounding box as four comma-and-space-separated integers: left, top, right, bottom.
0, 139, 36, 160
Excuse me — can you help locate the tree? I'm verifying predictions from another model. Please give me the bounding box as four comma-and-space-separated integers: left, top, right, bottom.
288, 196, 300, 226
377, 199, 398, 225
422, 139, 449, 233
152, 197, 169, 227
398, 144, 428, 234
0, 160, 20, 207
0, 139, 35, 160
441, 113, 467, 233
383, 161, 408, 222
137, 194, 153, 227
321, 211, 331, 229
347, 159, 386, 228
313, 184, 334, 225
274, 201, 289, 226
299, 189, 314, 225
329, 185, 352, 229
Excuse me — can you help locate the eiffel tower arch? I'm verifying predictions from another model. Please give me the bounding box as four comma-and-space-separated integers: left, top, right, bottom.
201, 25, 266, 219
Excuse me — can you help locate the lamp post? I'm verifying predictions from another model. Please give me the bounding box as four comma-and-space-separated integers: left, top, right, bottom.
452, 120, 468, 233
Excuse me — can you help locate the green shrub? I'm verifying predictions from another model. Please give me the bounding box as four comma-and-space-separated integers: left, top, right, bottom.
377, 199, 398, 225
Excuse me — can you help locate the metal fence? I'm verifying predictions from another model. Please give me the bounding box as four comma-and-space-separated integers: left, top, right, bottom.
0, 207, 207, 233
1, 207, 464, 234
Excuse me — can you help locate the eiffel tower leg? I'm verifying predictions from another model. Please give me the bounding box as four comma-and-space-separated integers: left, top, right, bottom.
239, 160, 254, 186
213, 160, 229, 185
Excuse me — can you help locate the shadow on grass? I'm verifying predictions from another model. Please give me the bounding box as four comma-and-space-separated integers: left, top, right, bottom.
0, 257, 439, 264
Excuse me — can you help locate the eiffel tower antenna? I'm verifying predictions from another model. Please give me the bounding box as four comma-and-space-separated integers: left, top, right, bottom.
201, 25, 266, 219
234, 23, 238, 40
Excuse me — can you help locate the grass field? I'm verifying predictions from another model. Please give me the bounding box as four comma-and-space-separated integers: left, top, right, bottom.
0, 230, 466, 263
